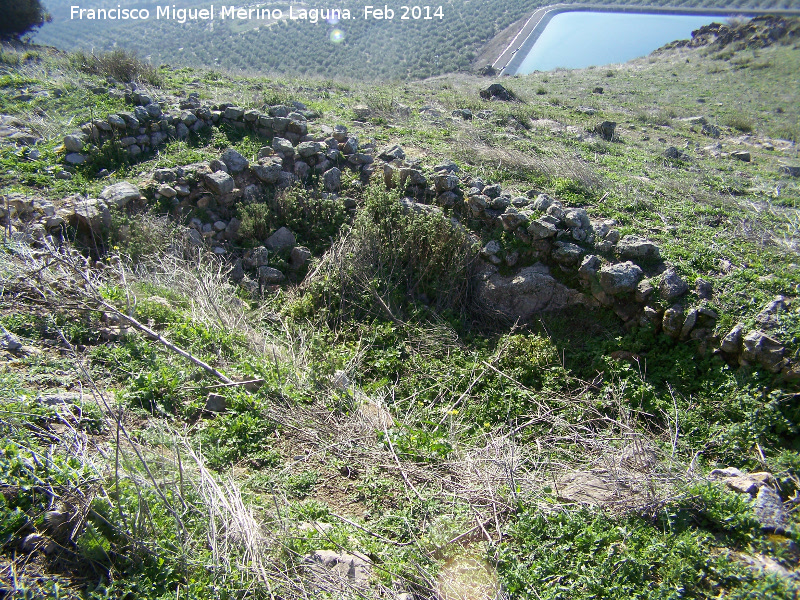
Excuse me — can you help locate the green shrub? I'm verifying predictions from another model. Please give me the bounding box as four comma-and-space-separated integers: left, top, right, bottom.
238, 185, 347, 253
725, 113, 755, 133
70, 49, 163, 86
303, 184, 479, 323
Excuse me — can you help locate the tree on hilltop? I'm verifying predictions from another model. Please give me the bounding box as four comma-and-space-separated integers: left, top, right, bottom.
0, 0, 52, 39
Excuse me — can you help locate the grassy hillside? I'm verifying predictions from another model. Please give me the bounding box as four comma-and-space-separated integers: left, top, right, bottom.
33, 0, 800, 80
1, 16, 800, 600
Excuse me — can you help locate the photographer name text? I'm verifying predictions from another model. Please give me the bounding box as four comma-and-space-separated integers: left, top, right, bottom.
70, 5, 444, 23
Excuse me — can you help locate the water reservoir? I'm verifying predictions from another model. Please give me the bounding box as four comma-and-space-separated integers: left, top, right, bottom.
512, 11, 721, 73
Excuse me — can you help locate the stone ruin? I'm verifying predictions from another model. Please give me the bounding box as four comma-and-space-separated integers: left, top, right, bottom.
1, 85, 795, 380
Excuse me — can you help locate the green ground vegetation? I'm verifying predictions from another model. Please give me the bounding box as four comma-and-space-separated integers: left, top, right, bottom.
1, 19, 800, 600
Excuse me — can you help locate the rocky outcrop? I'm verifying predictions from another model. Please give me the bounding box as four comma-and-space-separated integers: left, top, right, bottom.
665, 15, 800, 51
710, 467, 790, 533
302, 549, 373, 592
477, 264, 586, 319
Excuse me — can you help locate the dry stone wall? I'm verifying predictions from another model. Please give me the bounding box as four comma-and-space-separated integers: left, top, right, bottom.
3, 87, 793, 379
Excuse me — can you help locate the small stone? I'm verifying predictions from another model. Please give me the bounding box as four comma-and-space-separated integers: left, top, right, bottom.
353, 105, 371, 119
323, 167, 341, 192
204, 171, 235, 195
696, 278, 713, 299
481, 240, 501, 257
635, 279, 654, 303
731, 150, 751, 162
754, 486, 789, 533
220, 148, 249, 173
720, 323, 745, 354
157, 184, 177, 198
205, 393, 227, 412
258, 266, 285, 284
290, 246, 312, 269
63, 134, 85, 153
65, 153, 86, 165
659, 268, 688, 301
662, 305, 685, 338
266, 227, 296, 252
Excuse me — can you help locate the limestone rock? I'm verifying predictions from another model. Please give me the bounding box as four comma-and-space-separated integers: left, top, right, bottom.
204, 171, 235, 195
552, 241, 583, 265
598, 261, 643, 295
378, 144, 405, 161
479, 83, 516, 101
617, 235, 660, 262
740, 330, 785, 372
353, 105, 371, 119
253, 161, 282, 184
478, 265, 584, 320
731, 150, 751, 162
266, 226, 296, 252
258, 266, 285, 284
755, 296, 788, 330
659, 268, 688, 301
499, 207, 528, 231
157, 184, 177, 198
528, 218, 558, 239
302, 549, 373, 591
220, 148, 249, 173
754, 486, 789, 533
662, 304, 685, 338
63, 134, 85, 153
556, 471, 628, 505
70, 198, 111, 231
720, 323, 745, 354
205, 393, 227, 412
290, 246, 312, 269
323, 167, 341, 192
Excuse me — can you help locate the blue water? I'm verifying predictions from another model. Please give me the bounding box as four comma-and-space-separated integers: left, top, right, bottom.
515, 11, 720, 73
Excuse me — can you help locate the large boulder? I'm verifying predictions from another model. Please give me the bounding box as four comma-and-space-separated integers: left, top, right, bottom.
477, 265, 585, 320
99, 182, 141, 208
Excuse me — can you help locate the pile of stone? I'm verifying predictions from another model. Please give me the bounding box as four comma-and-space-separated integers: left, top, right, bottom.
60, 85, 321, 169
